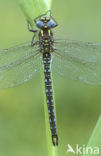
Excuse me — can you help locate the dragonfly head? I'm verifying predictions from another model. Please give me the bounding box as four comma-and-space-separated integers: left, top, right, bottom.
36, 17, 56, 30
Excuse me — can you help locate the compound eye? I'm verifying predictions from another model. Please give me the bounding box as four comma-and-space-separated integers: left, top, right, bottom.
36, 21, 44, 28
47, 20, 55, 28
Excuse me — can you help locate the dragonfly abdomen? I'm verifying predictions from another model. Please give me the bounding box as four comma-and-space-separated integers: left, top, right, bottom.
43, 52, 58, 146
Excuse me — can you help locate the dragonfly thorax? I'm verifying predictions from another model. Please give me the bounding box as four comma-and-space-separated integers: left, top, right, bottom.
38, 24, 54, 53
39, 38, 54, 53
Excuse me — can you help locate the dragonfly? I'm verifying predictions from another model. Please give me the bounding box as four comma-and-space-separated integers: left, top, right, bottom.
1, 10, 101, 146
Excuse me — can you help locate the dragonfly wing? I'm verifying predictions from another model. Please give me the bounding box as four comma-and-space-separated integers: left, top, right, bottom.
52, 40, 101, 85
0, 43, 41, 89
0, 42, 39, 68
54, 39, 101, 62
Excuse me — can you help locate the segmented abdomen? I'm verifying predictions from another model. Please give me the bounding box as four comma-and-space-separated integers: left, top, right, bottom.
42, 52, 58, 144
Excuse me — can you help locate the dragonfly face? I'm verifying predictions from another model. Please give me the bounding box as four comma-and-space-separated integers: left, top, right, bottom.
36, 17, 56, 30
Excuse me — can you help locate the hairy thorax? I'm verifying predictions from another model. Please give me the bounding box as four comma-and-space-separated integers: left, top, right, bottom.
38, 30, 54, 53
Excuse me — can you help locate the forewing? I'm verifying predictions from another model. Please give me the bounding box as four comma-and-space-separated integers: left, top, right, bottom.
0, 43, 41, 89
52, 40, 101, 85
54, 39, 101, 62
0, 42, 39, 68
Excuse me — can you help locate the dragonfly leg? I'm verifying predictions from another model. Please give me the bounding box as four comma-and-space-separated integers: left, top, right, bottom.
31, 33, 37, 46
26, 20, 39, 46
34, 10, 52, 23
31, 41, 39, 46
50, 15, 58, 28
26, 19, 39, 32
